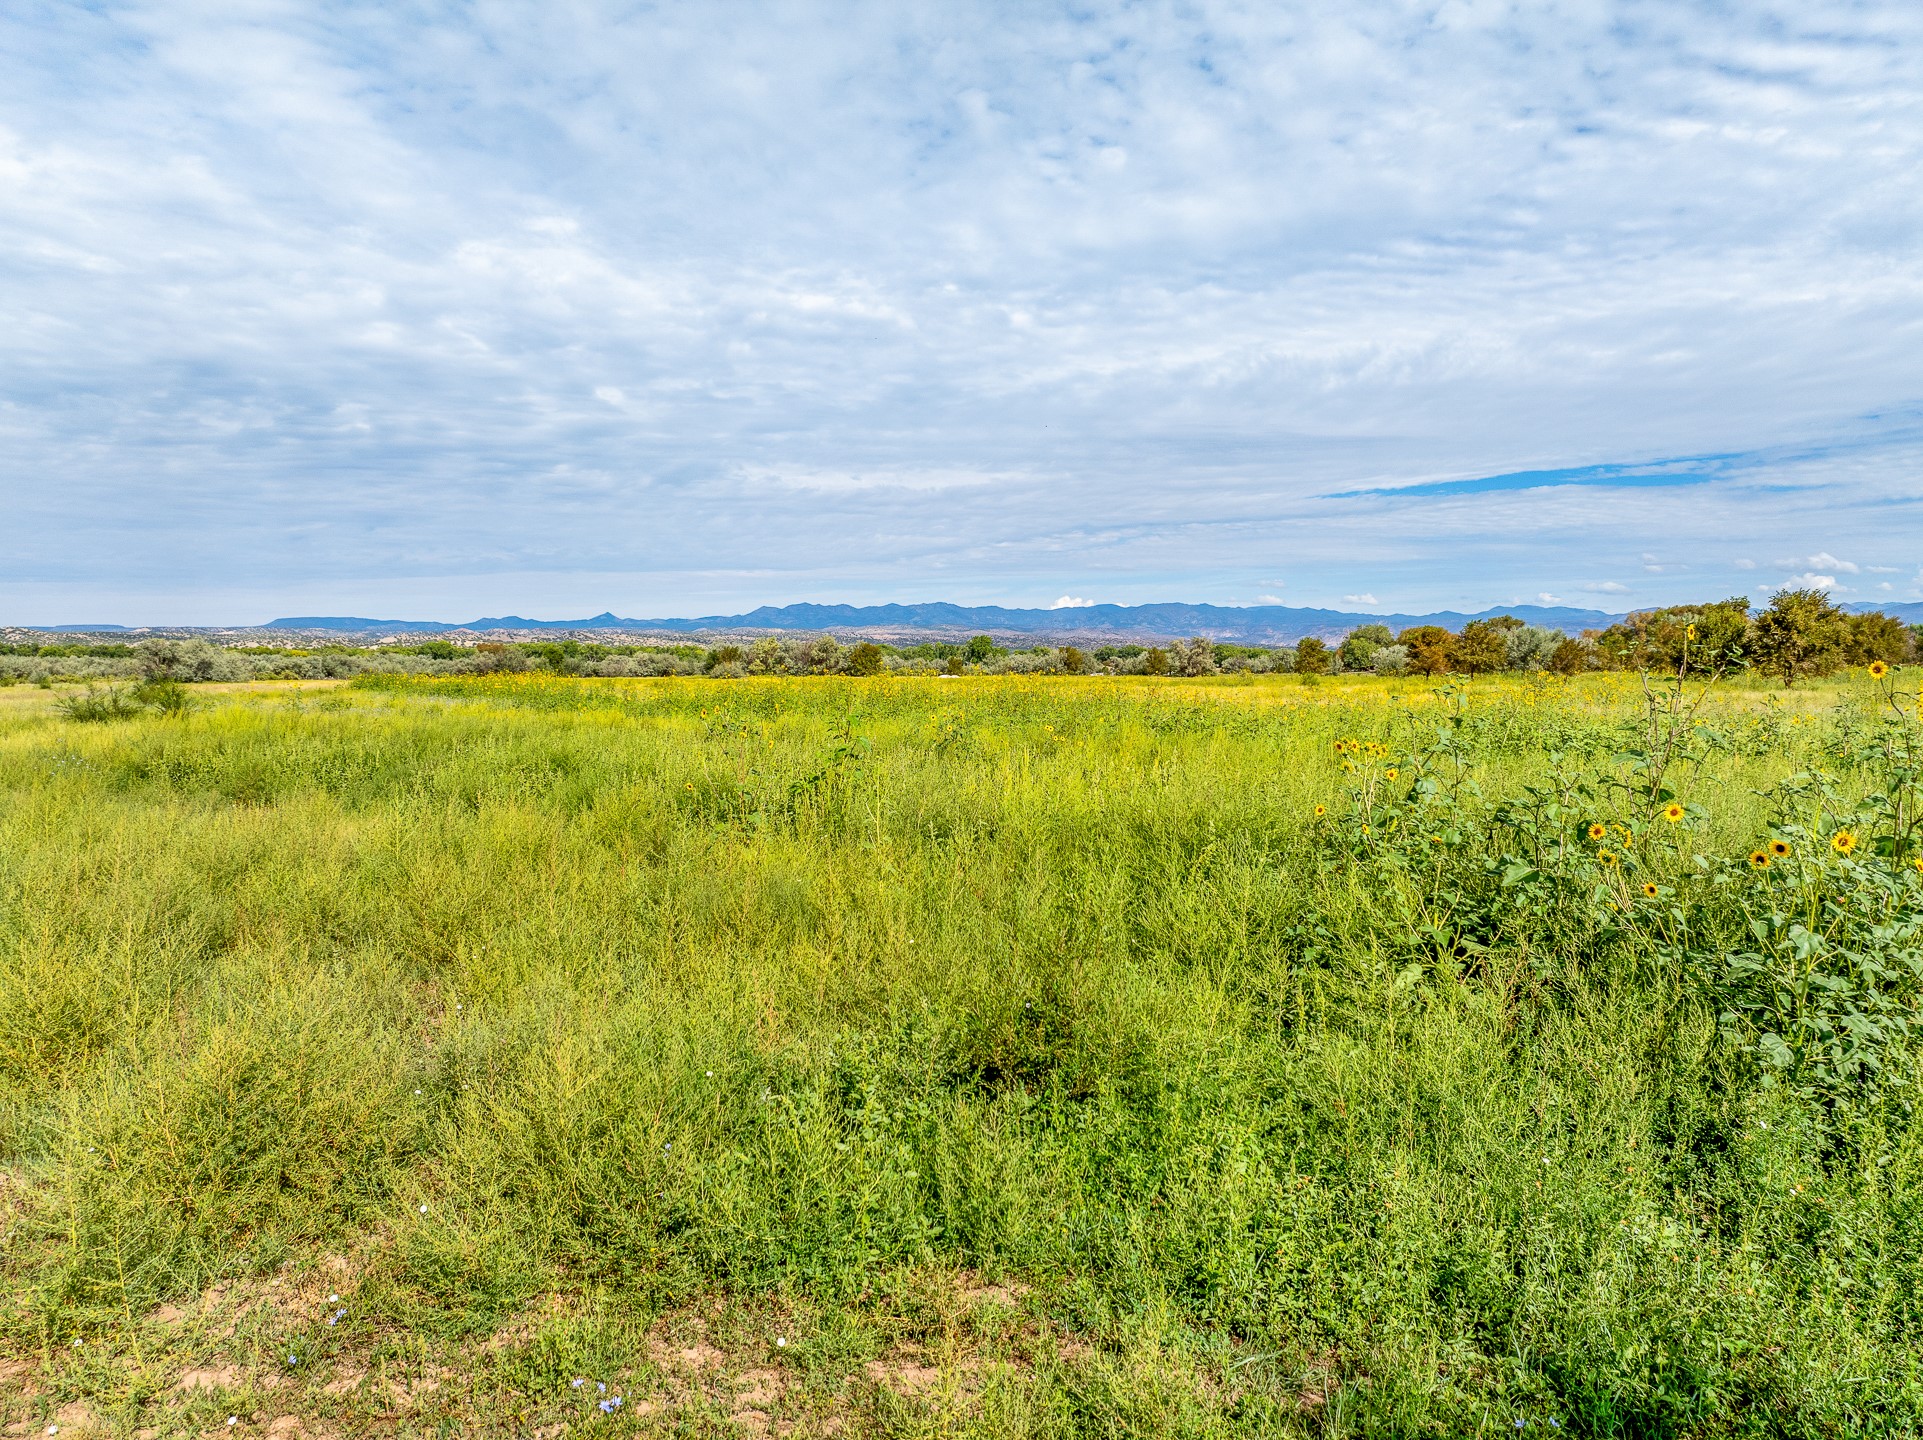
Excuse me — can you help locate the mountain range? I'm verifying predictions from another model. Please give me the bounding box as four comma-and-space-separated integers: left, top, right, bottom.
20, 599, 1920, 645
239, 598, 1922, 644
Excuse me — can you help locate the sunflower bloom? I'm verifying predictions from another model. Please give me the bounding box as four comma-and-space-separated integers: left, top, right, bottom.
1587, 822, 1607, 841
1831, 830, 1857, 856
1642, 882, 1660, 898
1769, 839, 1790, 858
1598, 850, 1619, 867
1748, 850, 1770, 869
1869, 660, 1889, 679
1662, 803, 1685, 823
1313, 804, 1326, 817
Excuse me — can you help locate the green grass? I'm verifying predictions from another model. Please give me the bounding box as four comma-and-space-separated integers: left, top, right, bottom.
2, 672, 1921, 1437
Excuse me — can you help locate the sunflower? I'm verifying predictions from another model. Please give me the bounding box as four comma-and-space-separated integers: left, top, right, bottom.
1384, 767, 1398, 780
1598, 850, 1619, 867
1768, 839, 1790, 858
1313, 804, 1327, 817
1869, 660, 1889, 679
1587, 822, 1608, 841
1831, 830, 1857, 856
1662, 802, 1685, 823
1642, 882, 1660, 898
1686, 623, 1698, 641
1748, 850, 1771, 869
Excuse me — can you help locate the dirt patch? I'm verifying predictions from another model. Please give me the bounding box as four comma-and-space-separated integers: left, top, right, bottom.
52, 1401, 97, 1433
321, 1366, 365, 1396
176, 1365, 242, 1392
957, 1272, 1029, 1309
864, 1358, 944, 1396
733, 1368, 782, 1407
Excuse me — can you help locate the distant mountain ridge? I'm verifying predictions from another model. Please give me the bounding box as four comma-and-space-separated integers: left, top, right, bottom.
261, 599, 1923, 643
18, 598, 1917, 644
261, 601, 1631, 644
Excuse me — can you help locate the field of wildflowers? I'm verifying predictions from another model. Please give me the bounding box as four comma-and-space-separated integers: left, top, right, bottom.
2, 668, 1920, 1436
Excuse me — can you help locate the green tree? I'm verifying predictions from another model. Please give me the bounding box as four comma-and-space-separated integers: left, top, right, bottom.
1751, 588, 1847, 688
1547, 637, 1589, 675
1338, 623, 1393, 672
1058, 645, 1089, 674
964, 635, 999, 663
1294, 637, 1330, 675
846, 642, 886, 677
1844, 610, 1912, 666
1595, 598, 1749, 674
1397, 626, 1456, 676
1454, 619, 1510, 676
1141, 647, 1170, 676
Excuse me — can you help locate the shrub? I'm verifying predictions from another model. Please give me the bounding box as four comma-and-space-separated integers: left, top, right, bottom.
56, 686, 146, 722
1294, 637, 1329, 674
846, 642, 886, 677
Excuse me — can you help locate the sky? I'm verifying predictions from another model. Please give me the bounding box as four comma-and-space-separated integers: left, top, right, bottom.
2, 0, 1921, 626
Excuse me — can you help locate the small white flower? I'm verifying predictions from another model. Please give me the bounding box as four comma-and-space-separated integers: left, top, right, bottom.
227, 1419, 237, 1428
776, 1336, 787, 1348
419, 1203, 428, 1213
328, 1293, 339, 1303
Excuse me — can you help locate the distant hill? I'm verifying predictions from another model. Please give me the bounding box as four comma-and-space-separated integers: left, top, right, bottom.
22, 597, 1916, 645
1846, 601, 1923, 624
263, 601, 1630, 644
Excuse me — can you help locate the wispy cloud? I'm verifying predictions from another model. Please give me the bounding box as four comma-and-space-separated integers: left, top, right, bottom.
2, 2, 1922, 622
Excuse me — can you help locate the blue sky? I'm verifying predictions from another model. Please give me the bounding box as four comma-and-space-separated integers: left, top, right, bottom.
2, 1, 1920, 625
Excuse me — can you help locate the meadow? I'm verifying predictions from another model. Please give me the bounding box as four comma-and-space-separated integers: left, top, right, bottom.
2, 669, 1920, 1437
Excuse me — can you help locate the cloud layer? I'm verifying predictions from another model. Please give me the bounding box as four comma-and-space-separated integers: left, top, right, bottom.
3, 1, 1920, 622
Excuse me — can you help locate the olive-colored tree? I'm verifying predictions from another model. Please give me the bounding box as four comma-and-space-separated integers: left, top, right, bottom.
1751, 588, 1847, 688
1397, 626, 1455, 676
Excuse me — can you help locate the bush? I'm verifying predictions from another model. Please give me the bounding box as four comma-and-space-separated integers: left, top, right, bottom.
845, 642, 886, 677
56, 686, 144, 722
133, 681, 192, 716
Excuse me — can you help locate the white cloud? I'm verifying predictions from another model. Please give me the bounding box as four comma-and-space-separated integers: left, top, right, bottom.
1583, 581, 1631, 595
1256, 593, 1287, 604
1806, 551, 1860, 574
1343, 593, 1379, 606
3, 2, 1923, 620
1049, 595, 1094, 609
1733, 559, 1757, 570
1537, 592, 1562, 604
1787, 572, 1838, 590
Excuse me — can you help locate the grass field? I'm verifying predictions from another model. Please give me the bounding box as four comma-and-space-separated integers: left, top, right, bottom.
3, 670, 1921, 1437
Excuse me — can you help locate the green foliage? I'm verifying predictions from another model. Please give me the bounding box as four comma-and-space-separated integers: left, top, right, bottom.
1397, 624, 1455, 675
845, 642, 886, 677
1753, 587, 1849, 688
1454, 617, 1511, 675
8, 674, 1923, 1433
1337, 623, 1393, 671
1292, 636, 1329, 674
54, 685, 146, 722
